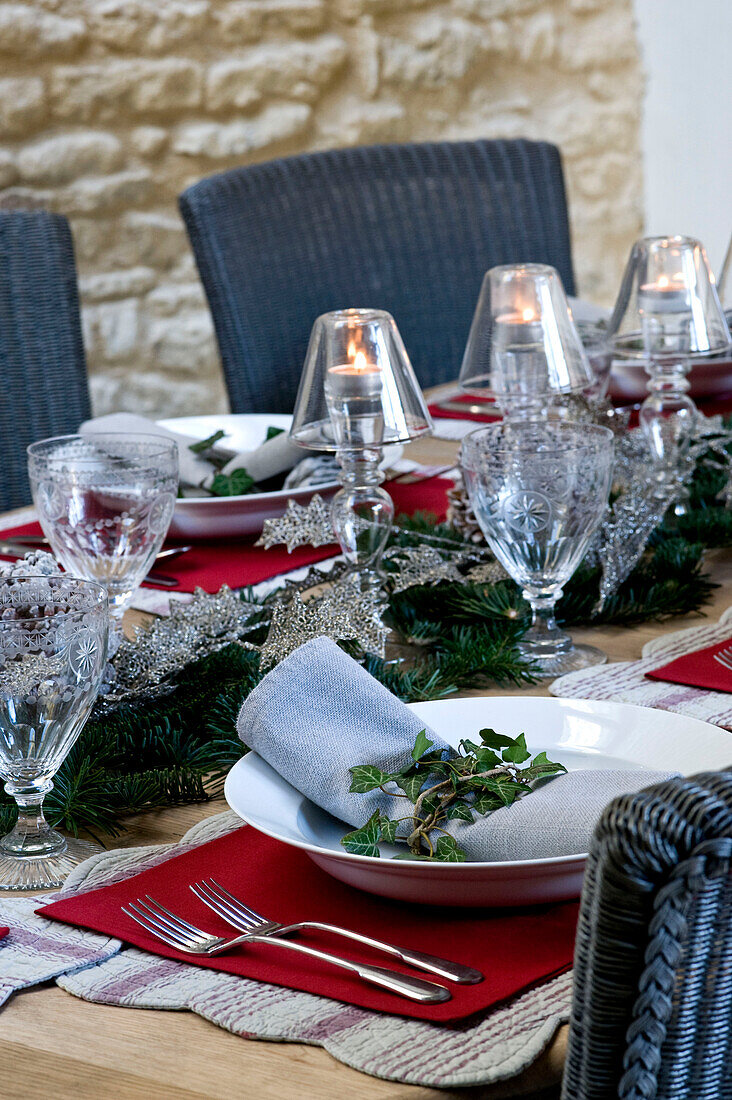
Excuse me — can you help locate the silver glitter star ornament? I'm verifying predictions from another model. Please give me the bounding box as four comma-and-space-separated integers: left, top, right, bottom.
259, 578, 388, 669
257, 494, 334, 552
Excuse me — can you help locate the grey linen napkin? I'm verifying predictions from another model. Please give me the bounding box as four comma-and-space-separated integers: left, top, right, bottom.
237, 638, 676, 861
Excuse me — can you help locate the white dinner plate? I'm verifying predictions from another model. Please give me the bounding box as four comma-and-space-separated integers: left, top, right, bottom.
158, 414, 402, 540
225, 696, 732, 907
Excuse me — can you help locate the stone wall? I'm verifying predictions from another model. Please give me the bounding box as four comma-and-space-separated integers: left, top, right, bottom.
0, 0, 644, 417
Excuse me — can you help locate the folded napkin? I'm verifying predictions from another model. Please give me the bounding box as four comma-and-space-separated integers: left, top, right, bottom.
646, 637, 732, 695
80, 413, 303, 490
37, 824, 578, 1022
238, 638, 676, 861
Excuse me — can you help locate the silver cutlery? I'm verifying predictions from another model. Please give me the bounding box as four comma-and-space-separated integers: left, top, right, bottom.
713, 645, 732, 672
121, 895, 451, 1004
0, 540, 180, 588
190, 877, 482, 985
2, 535, 192, 562
388, 464, 458, 485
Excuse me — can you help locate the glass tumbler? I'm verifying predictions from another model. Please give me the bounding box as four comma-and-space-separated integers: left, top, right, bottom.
28, 434, 179, 619
461, 422, 614, 677
0, 576, 108, 890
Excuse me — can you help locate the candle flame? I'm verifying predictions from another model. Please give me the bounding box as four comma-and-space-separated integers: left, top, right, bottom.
347, 338, 369, 371
521, 307, 535, 322
658, 275, 670, 288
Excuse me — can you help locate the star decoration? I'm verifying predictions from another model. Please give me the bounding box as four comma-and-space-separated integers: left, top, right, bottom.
259, 578, 388, 669
257, 494, 335, 553
465, 560, 508, 584
384, 546, 464, 594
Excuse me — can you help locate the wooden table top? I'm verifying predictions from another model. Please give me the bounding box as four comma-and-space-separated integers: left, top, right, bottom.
2, 425, 731, 1100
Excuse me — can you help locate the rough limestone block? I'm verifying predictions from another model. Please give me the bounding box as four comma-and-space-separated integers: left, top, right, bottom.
0, 5, 86, 57
146, 282, 207, 316
214, 0, 325, 42
51, 60, 203, 122
147, 311, 217, 373
116, 212, 187, 268
130, 126, 169, 158
18, 133, 123, 186
380, 15, 484, 88
173, 104, 312, 157
85, 0, 210, 53
80, 268, 158, 302
96, 299, 142, 361
0, 77, 45, 138
0, 151, 18, 189
205, 37, 348, 110
59, 171, 154, 216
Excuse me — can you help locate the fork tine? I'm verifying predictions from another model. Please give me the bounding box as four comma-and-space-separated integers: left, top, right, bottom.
133, 898, 208, 948
141, 895, 211, 942
191, 880, 259, 930
124, 903, 192, 950
207, 878, 267, 924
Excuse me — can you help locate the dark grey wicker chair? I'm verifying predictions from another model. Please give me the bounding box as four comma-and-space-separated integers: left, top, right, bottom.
0, 211, 91, 510
562, 769, 732, 1099
179, 139, 576, 413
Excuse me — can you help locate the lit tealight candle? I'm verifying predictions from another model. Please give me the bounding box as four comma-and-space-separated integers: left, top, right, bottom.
638, 273, 690, 314
493, 306, 544, 346
326, 346, 383, 399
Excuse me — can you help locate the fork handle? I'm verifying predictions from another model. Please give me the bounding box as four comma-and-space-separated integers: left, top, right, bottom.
231, 934, 450, 1004
280, 922, 483, 985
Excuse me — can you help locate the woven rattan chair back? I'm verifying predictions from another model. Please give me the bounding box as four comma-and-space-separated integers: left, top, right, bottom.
0, 211, 91, 510
179, 139, 575, 413
562, 770, 732, 1100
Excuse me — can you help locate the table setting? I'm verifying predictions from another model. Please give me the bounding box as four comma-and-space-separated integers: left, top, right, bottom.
1, 234, 732, 1096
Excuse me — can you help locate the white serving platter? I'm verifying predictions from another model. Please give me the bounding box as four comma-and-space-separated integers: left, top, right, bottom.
159, 414, 401, 540
225, 695, 732, 908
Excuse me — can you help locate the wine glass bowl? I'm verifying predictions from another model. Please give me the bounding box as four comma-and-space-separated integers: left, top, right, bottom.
0, 575, 108, 890
461, 422, 614, 677
28, 434, 179, 617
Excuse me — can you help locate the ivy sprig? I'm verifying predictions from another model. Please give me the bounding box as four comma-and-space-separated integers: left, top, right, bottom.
341, 728, 566, 861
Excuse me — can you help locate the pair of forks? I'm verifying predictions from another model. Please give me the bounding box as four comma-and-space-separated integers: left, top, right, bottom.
122, 878, 482, 1005
713, 645, 732, 672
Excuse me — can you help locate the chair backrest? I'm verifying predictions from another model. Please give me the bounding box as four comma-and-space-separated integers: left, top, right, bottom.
0, 211, 91, 511
180, 139, 576, 413
562, 770, 732, 1100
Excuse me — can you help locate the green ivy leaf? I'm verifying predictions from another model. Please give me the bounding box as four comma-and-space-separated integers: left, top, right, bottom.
411, 729, 434, 761
348, 764, 391, 793
380, 816, 399, 844
188, 429, 226, 454
434, 835, 466, 862
478, 728, 517, 750
446, 802, 474, 823
472, 791, 502, 816
395, 771, 426, 802
501, 733, 531, 764
266, 425, 285, 440
209, 468, 256, 497
341, 810, 382, 856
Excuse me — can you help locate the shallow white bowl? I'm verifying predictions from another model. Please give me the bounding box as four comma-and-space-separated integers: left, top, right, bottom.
159, 414, 401, 540
225, 695, 732, 908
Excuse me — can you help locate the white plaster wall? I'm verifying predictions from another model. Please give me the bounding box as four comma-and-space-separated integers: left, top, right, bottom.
634, 0, 732, 275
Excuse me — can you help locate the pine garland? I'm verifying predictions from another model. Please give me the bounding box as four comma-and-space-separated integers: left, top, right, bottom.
1, 439, 729, 840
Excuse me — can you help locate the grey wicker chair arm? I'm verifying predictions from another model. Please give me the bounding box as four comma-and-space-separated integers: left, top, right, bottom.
562, 770, 732, 1100
179, 138, 575, 413
0, 211, 91, 510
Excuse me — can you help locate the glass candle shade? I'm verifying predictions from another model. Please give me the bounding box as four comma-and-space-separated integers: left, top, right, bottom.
608, 236, 731, 514
459, 264, 594, 420
291, 309, 432, 590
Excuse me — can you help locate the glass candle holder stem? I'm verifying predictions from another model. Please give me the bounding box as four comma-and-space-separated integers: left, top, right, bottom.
639, 351, 696, 514
331, 448, 394, 591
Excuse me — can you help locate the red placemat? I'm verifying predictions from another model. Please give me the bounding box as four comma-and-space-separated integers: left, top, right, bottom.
38, 826, 578, 1022
646, 636, 732, 695
0, 479, 451, 595
428, 393, 500, 423
0, 927, 8, 940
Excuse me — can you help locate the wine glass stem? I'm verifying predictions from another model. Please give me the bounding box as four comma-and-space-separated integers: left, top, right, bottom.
522, 591, 572, 658
1, 781, 63, 858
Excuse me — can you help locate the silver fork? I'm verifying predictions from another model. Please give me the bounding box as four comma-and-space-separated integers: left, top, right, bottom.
190, 878, 483, 985
121, 895, 450, 1005
713, 645, 732, 672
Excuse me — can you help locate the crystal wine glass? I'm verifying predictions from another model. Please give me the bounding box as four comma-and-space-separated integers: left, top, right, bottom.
461, 422, 614, 676
0, 575, 108, 890
28, 434, 179, 619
